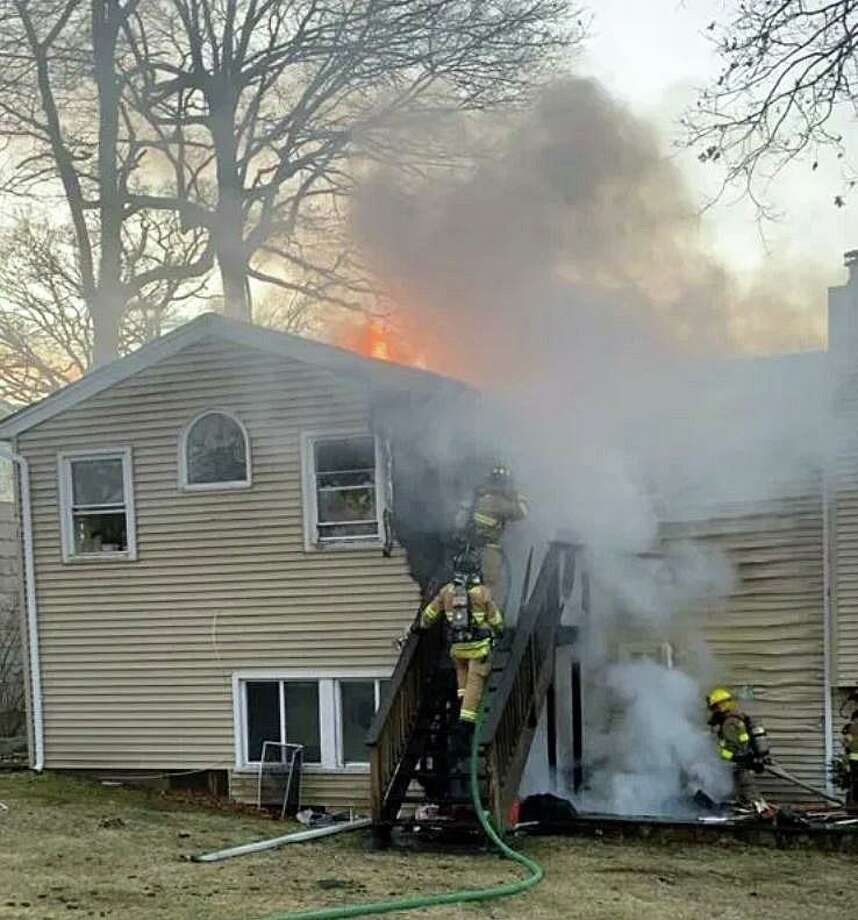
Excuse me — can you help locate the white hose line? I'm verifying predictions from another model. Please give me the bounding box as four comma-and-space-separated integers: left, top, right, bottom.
765, 764, 845, 807
191, 818, 372, 863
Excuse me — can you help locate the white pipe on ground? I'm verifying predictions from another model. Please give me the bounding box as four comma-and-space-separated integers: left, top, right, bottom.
0, 445, 43, 772
191, 817, 372, 862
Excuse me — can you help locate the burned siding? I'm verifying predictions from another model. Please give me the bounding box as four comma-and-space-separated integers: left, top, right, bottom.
16, 338, 420, 801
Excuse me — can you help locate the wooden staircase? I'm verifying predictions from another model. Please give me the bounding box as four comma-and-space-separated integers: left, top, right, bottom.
367, 541, 582, 841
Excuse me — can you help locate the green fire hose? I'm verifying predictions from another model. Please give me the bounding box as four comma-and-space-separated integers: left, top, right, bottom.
255, 695, 544, 920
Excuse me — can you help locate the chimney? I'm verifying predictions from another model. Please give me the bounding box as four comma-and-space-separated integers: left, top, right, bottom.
827, 249, 858, 363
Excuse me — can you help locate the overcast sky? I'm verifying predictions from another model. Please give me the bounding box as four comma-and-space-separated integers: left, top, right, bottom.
578, 0, 855, 288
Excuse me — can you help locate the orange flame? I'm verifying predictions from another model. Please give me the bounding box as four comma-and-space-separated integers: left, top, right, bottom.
333, 316, 432, 372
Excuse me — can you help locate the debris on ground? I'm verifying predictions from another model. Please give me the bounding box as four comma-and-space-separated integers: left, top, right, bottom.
98, 815, 127, 829
2, 772, 857, 920
295, 807, 356, 828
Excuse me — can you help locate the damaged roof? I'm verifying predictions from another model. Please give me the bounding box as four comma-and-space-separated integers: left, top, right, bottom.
0, 312, 468, 439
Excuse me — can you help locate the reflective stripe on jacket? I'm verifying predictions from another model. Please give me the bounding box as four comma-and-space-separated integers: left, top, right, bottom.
467, 489, 528, 544
843, 720, 858, 759
718, 712, 752, 763
420, 583, 503, 658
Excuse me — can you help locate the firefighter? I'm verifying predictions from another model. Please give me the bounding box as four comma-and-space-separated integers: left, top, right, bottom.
841, 709, 858, 814
457, 462, 528, 607
419, 571, 503, 728
706, 686, 771, 806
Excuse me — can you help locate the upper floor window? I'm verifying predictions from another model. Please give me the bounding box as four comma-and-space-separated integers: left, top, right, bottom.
58, 448, 136, 562
301, 431, 384, 549
180, 410, 251, 490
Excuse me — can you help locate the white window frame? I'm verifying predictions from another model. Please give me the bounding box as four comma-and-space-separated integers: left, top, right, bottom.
300, 428, 387, 552
57, 447, 137, 563
335, 677, 387, 768
178, 409, 252, 492
232, 669, 388, 772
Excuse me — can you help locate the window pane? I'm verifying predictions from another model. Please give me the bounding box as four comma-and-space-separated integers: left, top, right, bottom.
187, 413, 248, 484
318, 470, 375, 489
72, 511, 127, 555
317, 522, 379, 541
72, 458, 124, 506
317, 487, 376, 524
246, 681, 281, 762
284, 682, 321, 763
341, 680, 376, 764
314, 437, 375, 474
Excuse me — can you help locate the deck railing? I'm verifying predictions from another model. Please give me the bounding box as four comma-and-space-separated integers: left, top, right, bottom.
367, 541, 579, 831
367, 601, 443, 825
481, 542, 577, 827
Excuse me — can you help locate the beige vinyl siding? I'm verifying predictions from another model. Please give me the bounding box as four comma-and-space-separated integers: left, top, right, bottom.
832, 484, 858, 686
229, 770, 371, 811
17, 337, 420, 773
664, 495, 828, 797
830, 392, 858, 685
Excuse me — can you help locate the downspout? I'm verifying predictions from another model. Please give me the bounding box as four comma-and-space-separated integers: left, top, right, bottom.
0, 445, 43, 771
822, 469, 835, 797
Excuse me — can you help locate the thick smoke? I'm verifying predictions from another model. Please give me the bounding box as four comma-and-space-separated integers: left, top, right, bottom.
352, 78, 832, 814
578, 661, 733, 815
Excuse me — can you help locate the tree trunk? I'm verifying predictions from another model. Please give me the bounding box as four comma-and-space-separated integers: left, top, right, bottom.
91, 0, 125, 366
217, 228, 250, 320
91, 296, 122, 366
210, 86, 250, 321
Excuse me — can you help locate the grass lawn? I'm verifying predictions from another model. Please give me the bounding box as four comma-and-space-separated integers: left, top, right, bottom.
1, 771, 854, 920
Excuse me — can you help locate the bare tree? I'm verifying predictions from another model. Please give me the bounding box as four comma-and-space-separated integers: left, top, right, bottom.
123, 0, 584, 320
0, 0, 214, 364
0, 216, 208, 404
684, 2, 858, 212
0, 610, 24, 738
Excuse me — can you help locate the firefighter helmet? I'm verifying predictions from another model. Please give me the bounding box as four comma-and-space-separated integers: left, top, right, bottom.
706, 687, 734, 710
489, 460, 512, 483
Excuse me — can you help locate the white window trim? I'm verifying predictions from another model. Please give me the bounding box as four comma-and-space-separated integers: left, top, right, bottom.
231, 668, 389, 772
300, 428, 386, 552
57, 447, 137, 564
335, 677, 387, 768
178, 409, 252, 492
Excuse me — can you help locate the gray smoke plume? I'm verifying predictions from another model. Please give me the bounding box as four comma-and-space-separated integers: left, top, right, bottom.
577, 661, 733, 816
352, 77, 832, 814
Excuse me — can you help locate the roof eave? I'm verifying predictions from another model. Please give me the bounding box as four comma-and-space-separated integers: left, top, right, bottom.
0, 313, 469, 439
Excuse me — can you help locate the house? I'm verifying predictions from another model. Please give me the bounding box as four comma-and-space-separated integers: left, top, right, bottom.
7, 256, 858, 815
0, 314, 471, 808
514, 265, 857, 808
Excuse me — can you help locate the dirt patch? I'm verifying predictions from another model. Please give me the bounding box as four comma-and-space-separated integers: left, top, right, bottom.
0, 772, 853, 919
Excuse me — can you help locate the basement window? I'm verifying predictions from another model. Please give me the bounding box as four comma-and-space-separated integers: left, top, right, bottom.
237, 675, 389, 769
58, 448, 137, 562
245, 680, 322, 765
339, 679, 389, 766
180, 410, 251, 490
301, 431, 385, 549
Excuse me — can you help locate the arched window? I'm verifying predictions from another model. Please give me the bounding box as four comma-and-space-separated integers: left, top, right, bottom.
180, 411, 251, 489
